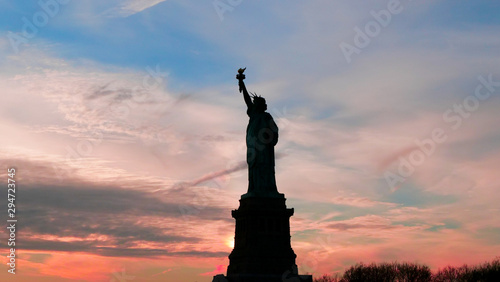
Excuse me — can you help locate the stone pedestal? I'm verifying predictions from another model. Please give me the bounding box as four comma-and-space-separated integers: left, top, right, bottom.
213, 193, 312, 282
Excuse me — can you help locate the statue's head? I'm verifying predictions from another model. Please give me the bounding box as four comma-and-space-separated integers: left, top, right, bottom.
252, 94, 267, 112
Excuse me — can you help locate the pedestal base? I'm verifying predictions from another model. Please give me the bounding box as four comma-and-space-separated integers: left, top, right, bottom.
218, 194, 312, 281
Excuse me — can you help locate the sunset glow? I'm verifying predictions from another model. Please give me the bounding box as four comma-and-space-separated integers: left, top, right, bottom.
226, 238, 235, 249
0, 1, 499, 281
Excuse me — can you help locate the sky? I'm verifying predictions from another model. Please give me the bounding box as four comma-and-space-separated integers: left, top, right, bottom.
0, 0, 499, 281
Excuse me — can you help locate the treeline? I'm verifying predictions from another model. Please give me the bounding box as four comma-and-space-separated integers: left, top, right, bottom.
313, 257, 500, 282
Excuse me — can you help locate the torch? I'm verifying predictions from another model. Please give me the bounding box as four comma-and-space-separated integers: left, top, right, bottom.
236, 67, 246, 93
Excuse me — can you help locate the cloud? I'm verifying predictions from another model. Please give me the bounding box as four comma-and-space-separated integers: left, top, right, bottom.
8, 183, 226, 255
0, 155, 234, 259
2, 49, 252, 186
329, 196, 397, 208
200, 264, 226, 276
325, 215, 425, 234
104, 0, 168, 17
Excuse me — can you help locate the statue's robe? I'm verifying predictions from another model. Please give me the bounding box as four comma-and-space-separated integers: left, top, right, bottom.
246, 105, 279, 195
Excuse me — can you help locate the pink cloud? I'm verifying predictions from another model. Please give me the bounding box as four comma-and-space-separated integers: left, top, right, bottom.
200, 264, 227, 276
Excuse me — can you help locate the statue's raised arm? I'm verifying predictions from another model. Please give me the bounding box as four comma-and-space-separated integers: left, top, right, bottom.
236, 68, 252, 109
